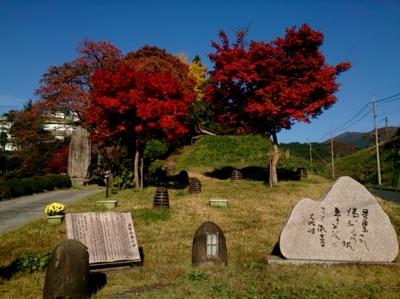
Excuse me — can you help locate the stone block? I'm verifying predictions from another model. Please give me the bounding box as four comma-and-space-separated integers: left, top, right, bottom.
279, 176, 399, 262
43, 239, 90, 299
68, 126, 91, 182
192, 221, 227, 266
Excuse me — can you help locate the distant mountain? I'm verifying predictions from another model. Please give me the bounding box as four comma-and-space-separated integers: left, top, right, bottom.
325, 127, 399, 149
280, 140, 358, 161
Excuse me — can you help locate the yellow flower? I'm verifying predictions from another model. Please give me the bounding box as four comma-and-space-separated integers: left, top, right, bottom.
45, 202, 65, 216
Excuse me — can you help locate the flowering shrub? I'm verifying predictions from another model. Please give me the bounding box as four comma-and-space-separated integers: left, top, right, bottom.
44, 202, 65, 216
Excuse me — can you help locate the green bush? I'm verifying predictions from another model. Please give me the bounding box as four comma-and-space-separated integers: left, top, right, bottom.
0, 181, 12, 199
112, 169, 133, 190
144, 139, 169, 160
0, 174, 71, 200
14, 252, 52, 273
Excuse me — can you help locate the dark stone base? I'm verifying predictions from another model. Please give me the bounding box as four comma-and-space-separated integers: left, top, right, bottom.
70, 177, 89, 185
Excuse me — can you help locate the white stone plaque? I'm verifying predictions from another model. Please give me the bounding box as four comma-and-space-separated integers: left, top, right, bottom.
66, 212, 141, 265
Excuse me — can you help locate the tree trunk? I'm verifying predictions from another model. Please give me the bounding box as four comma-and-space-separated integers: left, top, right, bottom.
133, 137, 140, 189
268, 133, 280, 187
140, 158, 144, 190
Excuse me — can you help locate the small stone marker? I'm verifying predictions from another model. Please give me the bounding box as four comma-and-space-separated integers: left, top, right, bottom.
192, 221, 228, 266
66, 212, 141, 267
279, 176, 399, 262
209, 198, 229, 208
231, 169, 243, 181
188, 177, 202, 194
96, 200, 118, 209
153, 187, 169, 208
296, 168, 307, 180
43, 239, 89, 299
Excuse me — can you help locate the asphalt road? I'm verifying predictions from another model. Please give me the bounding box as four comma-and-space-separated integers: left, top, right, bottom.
370, 188, 400, 202
0, 188, 103, 235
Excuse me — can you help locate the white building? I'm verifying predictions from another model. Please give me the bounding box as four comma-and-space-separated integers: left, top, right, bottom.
42, 112, 80, 141
0, 112, 80, 150
0, 116, 16, 151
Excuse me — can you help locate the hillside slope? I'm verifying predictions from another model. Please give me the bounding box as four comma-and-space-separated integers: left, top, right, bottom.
175, 135, 273, 170
334, 136, 400, 189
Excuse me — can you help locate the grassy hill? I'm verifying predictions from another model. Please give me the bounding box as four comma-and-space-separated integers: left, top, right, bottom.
0, 135, 399, 298
334, 136, 400, 189
173, 135, 316, 181
175, 135, 273, 170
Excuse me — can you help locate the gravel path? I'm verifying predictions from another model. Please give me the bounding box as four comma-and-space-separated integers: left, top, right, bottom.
0, 188, 103, 235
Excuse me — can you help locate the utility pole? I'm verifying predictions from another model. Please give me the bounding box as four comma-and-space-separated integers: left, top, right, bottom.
372, 97, 382, 185
330, 131, 335, 179
385, 117, 389, 142
307, 138, 313, 164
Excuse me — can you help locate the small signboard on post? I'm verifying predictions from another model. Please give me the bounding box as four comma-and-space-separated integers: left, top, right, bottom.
66, 212, 141, 268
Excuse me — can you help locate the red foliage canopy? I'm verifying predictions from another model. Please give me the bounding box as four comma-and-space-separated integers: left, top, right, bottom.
125, 46, 195, 92
47, 145, 69, 173
207, 24, 351, 139
35, 39, 122, 119
85, 64, 195, 144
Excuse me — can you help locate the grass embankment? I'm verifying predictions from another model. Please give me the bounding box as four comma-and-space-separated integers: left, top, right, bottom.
334, 137, 400, 190
0, 135, 399, 298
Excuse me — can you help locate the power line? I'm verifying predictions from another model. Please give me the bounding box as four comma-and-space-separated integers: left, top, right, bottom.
310, 147, 330, 166
331, 104, 369, 133
376, 92, 400, 103
317, 103, 370, 142
334, 109, 372, 133
378, 96, 400, 105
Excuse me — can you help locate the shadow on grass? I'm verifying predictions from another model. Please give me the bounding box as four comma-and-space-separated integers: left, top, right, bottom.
0, 262, 107, 297
88, 271, 107, 295
146, 170, 189, 189
204, 166, 303, 182
0, 262, 16, 280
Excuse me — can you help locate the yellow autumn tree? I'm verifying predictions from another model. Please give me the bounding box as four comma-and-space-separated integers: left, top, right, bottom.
189, 55, 208, 100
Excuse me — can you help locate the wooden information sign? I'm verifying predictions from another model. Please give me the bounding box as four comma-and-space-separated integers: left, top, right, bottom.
66, 212, 141, 267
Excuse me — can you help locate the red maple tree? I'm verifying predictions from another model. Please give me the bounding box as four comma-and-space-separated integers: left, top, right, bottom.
36, 42, 195, 186
85, 64, 195, 188
125, 46, 194, 92
207, 24, 351, 185
36, 39, 122, 119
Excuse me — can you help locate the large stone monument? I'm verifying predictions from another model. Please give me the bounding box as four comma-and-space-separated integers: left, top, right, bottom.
192, 221, 228, 266
278, 176, 399, 263
43, 239, 90, 299
68, 126, 91, 184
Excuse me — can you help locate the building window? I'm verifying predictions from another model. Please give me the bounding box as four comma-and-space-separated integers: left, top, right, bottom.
206, 233, 218, 257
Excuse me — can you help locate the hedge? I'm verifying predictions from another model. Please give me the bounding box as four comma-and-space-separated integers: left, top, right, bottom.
0, 174, 71, 200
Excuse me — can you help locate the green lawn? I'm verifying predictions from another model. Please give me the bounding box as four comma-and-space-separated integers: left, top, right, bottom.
0, 171, 399, 299
1, 135, 399, 298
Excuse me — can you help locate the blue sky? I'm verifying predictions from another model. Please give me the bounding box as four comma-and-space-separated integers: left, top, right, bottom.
1, 0, 399, 143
